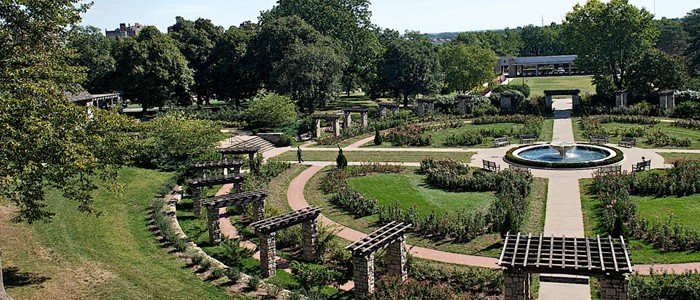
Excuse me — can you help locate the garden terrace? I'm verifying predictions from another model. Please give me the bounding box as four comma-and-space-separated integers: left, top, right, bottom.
202, 190, 268, 244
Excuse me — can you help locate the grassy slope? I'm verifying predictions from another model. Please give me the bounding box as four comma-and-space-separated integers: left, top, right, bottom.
511, 75, 595, 98
580, 178, 700, 264
572, 118, 700, 149
3, 167, 229, 299
276, 150, 475, 163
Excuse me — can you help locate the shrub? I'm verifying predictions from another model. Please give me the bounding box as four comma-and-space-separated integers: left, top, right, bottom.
247, 276, 261, 290
384, 124, 433, 146
211, 268, 226, 279
225, 267, 241, 283
291, 261, 344, 291
373, 127, 383, 145
443, 130, 483, 147
672, 101, 700, 119
275, 133, 293, 147
336, 147, 348, 169
493, 83, 531, 98
244, 93, 297, 129
199, 259, 213, 270
329, 188, 377, 217
629, 271, 700, 300
190, 254, 203, 265
471, 102, 500, 117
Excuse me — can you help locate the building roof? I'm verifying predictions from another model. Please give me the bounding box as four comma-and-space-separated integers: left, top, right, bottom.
500, 55, 577, 66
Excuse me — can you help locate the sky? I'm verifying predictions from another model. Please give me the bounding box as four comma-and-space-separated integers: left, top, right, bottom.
80, 0, 698, 34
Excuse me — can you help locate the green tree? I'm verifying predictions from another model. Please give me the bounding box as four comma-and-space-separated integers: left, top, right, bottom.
376, 31, 441, 106
519, 24, 566, 57
211, 23, 260, 106
169, 17, 224, 107
114, 26, 194, 111
563, 0, 658, 90
655, 18, 689, 57
243, 93, 298, 128
627, 48, 687, 99
0, 0, 138, 222
685, 8, 700, 76
439, 43, 497, 93
66, 25, 116, 92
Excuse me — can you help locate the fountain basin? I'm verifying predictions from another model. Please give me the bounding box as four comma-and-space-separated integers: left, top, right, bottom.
505, 144, 624, 169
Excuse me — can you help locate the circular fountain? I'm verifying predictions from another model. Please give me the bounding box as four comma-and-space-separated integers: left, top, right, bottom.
505, 142, 623, 169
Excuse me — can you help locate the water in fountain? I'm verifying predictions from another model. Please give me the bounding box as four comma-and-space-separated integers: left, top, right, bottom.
517, 144, 610, 163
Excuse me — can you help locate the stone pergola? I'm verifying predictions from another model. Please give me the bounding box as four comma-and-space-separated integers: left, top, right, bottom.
417, 99, 436, 118
544, 89, 581, 110
659, 90, 676, 111
341, 107, 369, 130
346, 222, 412, 299
615, 90, 628, 108
202, 190, 268, 245
498, 233, 633, 300
192, 159, 245, 178
250, 206, 322, 278
500, 91, 513, 110
377, 102, 400, 119
0, 247, 11, 300
456, 94, 478, 115
311, 114, 342, 138
216, 145, 259, 162
186, 174, 246, 218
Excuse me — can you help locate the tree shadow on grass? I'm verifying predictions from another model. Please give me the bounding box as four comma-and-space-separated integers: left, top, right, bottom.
3, 267, 50, 288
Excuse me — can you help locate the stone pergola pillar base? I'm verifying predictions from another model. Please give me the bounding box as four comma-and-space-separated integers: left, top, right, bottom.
504, 269, 531, 300
386, 236, 407, 280
361, 112, 368, 128
615, 90, 628, 108
192, 187, 202, 218
457, 96, 468, 115
659, 90, 676, 112
302, 219, 319, 262
353, 254, 374, 299
313, 118, 322, 138
252, 201, 265, 222
260, 233, 277, 278
545, 95, 553, 110
343, 112, 353, 130
501, 93, 513, 110
599, 275, 629, 300
378, 107, 387, 119
206, 207, 221, 245
333, 119, 340, 137
417, 102, 426, 118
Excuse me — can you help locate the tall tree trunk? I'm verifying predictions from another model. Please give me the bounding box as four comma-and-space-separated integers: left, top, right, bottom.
0, 247, 12, 300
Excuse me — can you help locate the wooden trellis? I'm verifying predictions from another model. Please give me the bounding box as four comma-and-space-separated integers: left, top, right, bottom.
250, 206, 323, 278
216, 145, 259, 161
192, 160, 245, 178
186, 174, 246, 218
201, 190, 268, 245
346, 221, 412, 257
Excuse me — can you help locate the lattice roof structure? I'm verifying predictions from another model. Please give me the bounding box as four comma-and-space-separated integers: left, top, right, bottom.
186, 174, 246, 188
193, 160, 245, 170
216, 146, 259, 155
250, 206, 321, 234
202, 190, 268, 210
346, 222, 412, 257
497, 233, 633, 277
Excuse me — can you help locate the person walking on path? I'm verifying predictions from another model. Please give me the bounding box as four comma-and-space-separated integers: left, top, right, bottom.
297, 146, 304, 163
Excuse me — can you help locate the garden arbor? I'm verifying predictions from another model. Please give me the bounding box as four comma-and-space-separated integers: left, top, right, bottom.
456, 94, 479, 115
544, 89, 581, 110
659, 90, 676, 111
216, 145, 259, 163
498, 233, 632, 300
378, 102, 400, 119
250, 206, 322, 278
417, 99, 436, 118
186, 175, 246, 218
346, 222, 412, 299
341, 107, 369, 130
311, 114, 342, 138
202, 190, 268, 245
192, 159, 244, 178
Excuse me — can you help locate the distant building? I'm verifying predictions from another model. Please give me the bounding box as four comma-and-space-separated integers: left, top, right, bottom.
106, 23, 145, 38
496, 55, 585, 77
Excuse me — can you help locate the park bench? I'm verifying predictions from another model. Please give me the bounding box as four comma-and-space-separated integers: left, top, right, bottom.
619, 137, 636, 148
494, 137, 511, 147
298, 132, 312, 141
589, 134, 609, 144
483, 159, 500, 172
509, 164, 532, 175
519, 133, 538, 145
632, 160, 651, 173
596, 165, 621, 175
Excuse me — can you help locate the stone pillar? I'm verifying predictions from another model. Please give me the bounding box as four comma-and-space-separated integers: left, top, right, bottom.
353, 254, 375, 299
391, 107, 399, 114
427, 101, 435, 113
504, 269, 531, 300
386, 236, 407, 280
260, 233, 277, 278
573, 94, 580, 107
248, 153, 255, 164
313, 118, 321, 138
417, 101, 426, 118
252, 200, 265, 222
599, 275, 629, 300
659, 91, 676, 110
545, 95, 553, 110
361, 112, 369, 128
379, 106, 387, 119
615, 90, 628, 108
332, 118, 341, 137
0, 247, 12, 300
508, 58, 516, 77
207, 206, 221, 245
232, 165, 242, 176
568, 64, 572, 75
199, 169, 205, 179
302, 219, 319, 262
192, 187, 202, 218
343, 112, 352, 130
535, 65, 539, 76
457, 96, 467, 116
233, 182, 242, 193
501, 93, 513, 110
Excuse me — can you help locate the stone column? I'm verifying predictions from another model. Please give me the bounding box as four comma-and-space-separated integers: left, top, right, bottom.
379, 106, 387, 119
353, 254, 375, 299
615, 91, 628, 108
457, 96, 467, 116
599, 275, 629, 300
573, 94, 580, 107
260, 233, 277, 278
391, 107, 399, 114
535, 65, 539, 76
252, 200, 265, 222
199, 169, 205, 179
233, 182, 242, 193
343, 112, 352, 130
207, 206, 221, 245
545, 95, 553, 110
568, 64, 572, 75
361, 112, 369, 128
232, 165, 242, 176
333, 118, 341, 137
313, 118, 321, 138
302, 219, 319, 262
192, 187, 202, 218
501, 93, 512, 110
0, 247, 12, 300
504, 269, 531, 300
248, 153, 255, 164
386, 236, 407, 280
417, 101, 426, 118
427, 101, 435, 113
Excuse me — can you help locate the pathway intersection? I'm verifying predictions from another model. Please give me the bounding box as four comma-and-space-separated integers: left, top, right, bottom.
215, 98, 700, 298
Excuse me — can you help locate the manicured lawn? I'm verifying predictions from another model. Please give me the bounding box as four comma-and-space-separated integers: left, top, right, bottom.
275, 150, 475, 163
4, 167, 230, 299
511, 75, 595, 98
659, 152, 700, 164
580, 178, 700, 264
573, 118, 700, 148
347, 173, 495, 217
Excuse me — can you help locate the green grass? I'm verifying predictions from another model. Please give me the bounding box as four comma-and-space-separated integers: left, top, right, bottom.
309, 132, 374, 148
572, 119, 700, 148
659, 153, 700, 164
580, 178, 700, 264
347, 173, 495, 217
24, 167, 230, 299
511, 75, 595, 98
275, 150, 474, 163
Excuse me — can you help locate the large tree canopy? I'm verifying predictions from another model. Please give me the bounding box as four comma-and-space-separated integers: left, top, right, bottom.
210, 23, 259, 106
0, 0, 137, 222
439, 43, 497, 93
562, 0, 658, 89
519, 24, 566, 57
655, 18, 689, 57
685, 8, 700, 76
66, 25, 116, 93
627, 48, 687, 99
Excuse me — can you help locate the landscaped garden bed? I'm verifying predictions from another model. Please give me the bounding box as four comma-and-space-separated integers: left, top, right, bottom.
574, 115, 700, 148
275, 150, 475, 163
